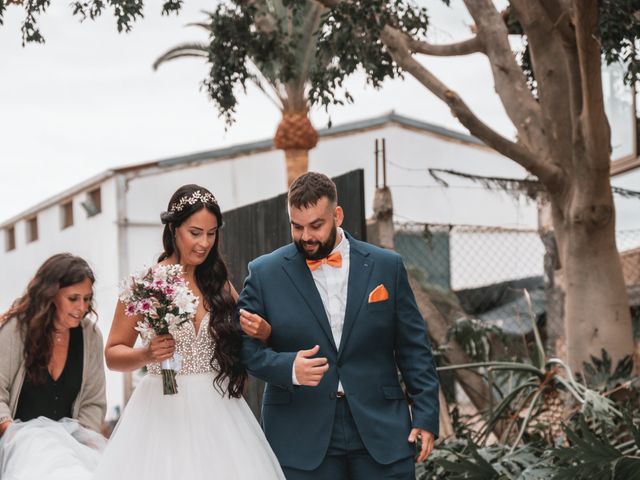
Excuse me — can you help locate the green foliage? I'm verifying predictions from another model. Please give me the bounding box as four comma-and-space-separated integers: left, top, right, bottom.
200, 3, 297, 124
310, 0, 428, 109
446, 317, 504, 363
0, 0, 182, 45
549, 417, 630, 479
427, 347, 640, 479
509, 1, 640, 89
418, 404, 640, 479
599, 0, 640, 85
416, 439, 549, 479
581, 349, 635, 393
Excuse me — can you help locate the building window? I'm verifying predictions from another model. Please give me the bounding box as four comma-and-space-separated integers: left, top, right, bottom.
5, 225, 15, 252
26, 216, 38, 243
61, 200, 74, 229
82, 187, 102, 217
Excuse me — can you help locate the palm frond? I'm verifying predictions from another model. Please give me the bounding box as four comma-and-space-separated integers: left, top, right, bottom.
153, 43, 208, 70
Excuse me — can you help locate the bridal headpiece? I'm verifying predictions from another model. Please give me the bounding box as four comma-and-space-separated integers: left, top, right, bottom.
160, 190, 218, 224
169, 190, 217, 213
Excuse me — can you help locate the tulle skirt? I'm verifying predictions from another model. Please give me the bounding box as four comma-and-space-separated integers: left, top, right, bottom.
93, 372, 285, 480
0, 417, 106, 480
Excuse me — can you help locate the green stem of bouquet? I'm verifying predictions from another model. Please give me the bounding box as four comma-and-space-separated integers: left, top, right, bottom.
162, 368, 178, 395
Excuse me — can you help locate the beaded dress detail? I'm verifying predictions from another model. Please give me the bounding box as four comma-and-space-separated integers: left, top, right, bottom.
146, 314, 214, 376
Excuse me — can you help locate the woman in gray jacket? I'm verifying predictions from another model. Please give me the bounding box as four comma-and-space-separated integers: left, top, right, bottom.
0, 253, 107, 479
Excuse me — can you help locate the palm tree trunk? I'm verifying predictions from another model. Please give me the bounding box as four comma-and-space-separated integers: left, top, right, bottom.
284, 149, 310, 187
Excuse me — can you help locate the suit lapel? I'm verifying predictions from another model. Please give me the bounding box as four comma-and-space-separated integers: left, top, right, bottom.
282, 248, 337, 351
338, 237, 373, 358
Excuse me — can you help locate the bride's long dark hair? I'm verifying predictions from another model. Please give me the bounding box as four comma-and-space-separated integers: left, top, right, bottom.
158, 184, 246, 398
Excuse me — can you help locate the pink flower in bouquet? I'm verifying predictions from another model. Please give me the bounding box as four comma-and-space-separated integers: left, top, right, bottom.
125, 303, 137, 316
163, 285, 176, 296
138, 299, 153, 313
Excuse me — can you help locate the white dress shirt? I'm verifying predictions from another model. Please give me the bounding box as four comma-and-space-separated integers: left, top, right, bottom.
292, 227, 350, 390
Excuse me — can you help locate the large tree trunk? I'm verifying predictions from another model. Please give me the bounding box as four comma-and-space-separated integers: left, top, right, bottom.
555, 194, 634, 372
556, 2, 634, 371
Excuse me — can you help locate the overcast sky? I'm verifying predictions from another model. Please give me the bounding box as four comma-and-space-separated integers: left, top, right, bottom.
0, 0, 516, 223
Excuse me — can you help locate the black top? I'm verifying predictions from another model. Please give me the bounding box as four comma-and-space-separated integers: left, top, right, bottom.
15, 326, 84, 422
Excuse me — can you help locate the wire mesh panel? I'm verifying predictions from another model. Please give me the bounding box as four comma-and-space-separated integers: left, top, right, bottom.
395, 223, 640, 341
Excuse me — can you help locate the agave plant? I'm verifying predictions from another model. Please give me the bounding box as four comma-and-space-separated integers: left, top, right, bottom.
423, 286, 640, 478
154, 1, 326, 186
438, 290, 627, 449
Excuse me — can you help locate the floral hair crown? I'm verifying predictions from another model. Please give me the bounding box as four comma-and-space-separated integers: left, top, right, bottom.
169, 190, 217, 213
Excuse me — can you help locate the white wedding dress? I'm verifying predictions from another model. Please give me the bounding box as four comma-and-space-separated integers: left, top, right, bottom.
0, 417, 106, 480
93, 313, 285, 480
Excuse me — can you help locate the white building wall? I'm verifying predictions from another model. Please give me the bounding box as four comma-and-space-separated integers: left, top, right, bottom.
613, 169, 640, 230
121, 124, 537, 240
311, 125, 538, 228
121, 152, 288, 276
612, 168, 640, 252
0, 178, 123, 414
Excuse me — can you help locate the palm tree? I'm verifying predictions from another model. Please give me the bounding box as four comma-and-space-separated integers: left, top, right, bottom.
154, 1, 327, 186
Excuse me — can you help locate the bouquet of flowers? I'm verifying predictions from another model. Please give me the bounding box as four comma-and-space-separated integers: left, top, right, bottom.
119, 264, 199, 395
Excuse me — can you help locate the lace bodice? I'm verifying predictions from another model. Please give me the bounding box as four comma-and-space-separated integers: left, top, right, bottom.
146, 314, 215, 376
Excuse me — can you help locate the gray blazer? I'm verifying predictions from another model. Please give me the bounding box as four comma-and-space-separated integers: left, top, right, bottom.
0, 316, 107, 433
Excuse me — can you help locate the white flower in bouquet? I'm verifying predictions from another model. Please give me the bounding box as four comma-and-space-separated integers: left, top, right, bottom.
174, 290, 198, 315
165, 313, 182, 336
152, 265, 170, 282
134, 321, 154, 344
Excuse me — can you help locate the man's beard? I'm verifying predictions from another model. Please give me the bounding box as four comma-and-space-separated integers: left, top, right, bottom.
295, 224, 338, 261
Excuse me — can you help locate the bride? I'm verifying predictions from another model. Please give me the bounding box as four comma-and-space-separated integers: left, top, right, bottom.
93, 184, 285, 479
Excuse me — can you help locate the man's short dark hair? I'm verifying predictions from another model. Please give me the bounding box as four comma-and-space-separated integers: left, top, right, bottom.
288, 172, 338, 209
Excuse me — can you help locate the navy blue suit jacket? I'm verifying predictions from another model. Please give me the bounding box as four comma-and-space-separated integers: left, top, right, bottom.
238, 234, 439, 470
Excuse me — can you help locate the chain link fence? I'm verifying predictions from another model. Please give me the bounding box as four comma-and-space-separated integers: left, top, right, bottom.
395, 223, 640, 348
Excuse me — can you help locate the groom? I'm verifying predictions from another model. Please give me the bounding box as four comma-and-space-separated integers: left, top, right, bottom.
238, 172, 439, 479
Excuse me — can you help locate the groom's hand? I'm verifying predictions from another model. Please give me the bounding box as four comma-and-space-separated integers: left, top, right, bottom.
409, 428, 435, 462
294, 345, 329, 386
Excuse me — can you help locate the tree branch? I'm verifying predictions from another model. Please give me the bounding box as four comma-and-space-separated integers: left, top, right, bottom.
574, 0, 611, 170
539, 0, 575, 44
510, 0, 574, 175
463, 0, 547, 154
409, 36, 484, 56
538, 0, 583, 132
381, 25, 563, 187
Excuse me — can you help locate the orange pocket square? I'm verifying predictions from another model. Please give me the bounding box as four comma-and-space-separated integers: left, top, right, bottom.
368, 284, 389, 303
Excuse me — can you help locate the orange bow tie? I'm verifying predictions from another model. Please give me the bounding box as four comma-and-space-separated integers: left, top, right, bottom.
306, 251, 342, 271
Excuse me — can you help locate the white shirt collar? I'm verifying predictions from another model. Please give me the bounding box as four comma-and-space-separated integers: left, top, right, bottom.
331, 227, 348, 256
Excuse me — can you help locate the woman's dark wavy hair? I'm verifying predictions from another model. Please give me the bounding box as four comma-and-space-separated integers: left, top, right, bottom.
2, 253, 96, 384
158, 184, 246, 398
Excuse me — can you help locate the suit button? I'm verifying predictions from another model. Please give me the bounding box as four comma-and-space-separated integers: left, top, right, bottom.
329, 392, 336, 400
337, 361, 343, 367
